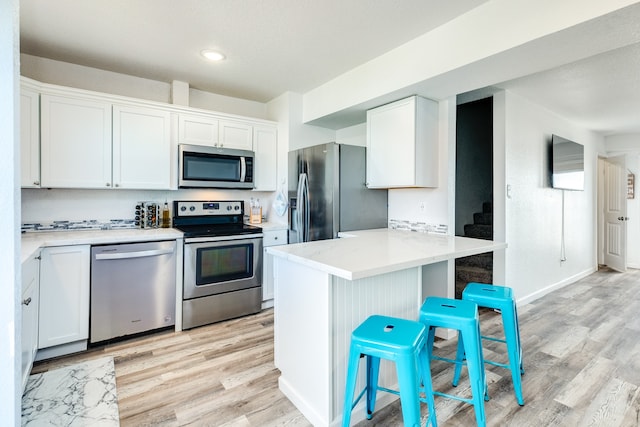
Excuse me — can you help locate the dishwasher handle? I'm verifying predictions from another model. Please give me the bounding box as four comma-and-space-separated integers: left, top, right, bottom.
95, 247, 174, 261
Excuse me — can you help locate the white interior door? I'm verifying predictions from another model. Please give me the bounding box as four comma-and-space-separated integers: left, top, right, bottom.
603, 156, 628, 272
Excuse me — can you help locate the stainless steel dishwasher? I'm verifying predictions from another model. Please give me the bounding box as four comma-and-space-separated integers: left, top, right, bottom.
90, 240, 176, 343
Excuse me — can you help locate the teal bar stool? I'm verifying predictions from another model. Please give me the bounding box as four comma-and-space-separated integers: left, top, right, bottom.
342, 315, 437, 427
419, 297, 488, 427
454, 282, 525, 406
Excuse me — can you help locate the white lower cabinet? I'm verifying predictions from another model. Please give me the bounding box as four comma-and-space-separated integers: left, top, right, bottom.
262, 228, 288, 306
38, 245, 90, 357
21, 252, 40, 392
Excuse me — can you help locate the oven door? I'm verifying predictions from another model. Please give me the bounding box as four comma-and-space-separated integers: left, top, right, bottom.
184, 235, 262, 300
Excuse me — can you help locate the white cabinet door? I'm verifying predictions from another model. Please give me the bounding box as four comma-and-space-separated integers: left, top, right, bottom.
40, 94, 112, 188
21, 253, 40, 392
20, 88, 40, 188
39, 245, 90, 349
219, 119, 253, 150
366, 96, 438, 188
178, 114, 219, 147
262, 229, 288, 302
113, 104, 172, 189
253, 125, 277, 191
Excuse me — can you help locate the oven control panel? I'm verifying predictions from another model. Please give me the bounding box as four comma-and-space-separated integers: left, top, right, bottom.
175, 200, 243, 216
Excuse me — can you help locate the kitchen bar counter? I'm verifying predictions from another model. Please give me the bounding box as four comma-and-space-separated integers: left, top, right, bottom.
21, 228, 183, 263
267, 229, 506, 427
267, 228, 506, 280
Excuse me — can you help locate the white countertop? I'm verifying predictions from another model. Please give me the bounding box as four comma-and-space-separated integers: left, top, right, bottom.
21, 228, 183, 264
266, 228, 507, 280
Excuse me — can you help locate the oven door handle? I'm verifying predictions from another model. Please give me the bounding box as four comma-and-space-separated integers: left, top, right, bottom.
95, 247, 175, 260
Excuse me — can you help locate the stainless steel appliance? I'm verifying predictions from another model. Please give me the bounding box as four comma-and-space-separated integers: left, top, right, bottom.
173, 200, 263, 330
90, 240, 176, 343
289, 143, 388, 243
179, 144, 255, 189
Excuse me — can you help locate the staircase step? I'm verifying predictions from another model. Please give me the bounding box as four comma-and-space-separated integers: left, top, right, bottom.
483, 201, 493, 214
464, 224, 493, 240
473, 212, 493, 225
455, 253, 493, 269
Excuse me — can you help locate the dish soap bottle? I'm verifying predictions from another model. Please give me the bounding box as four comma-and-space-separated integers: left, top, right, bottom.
161, 201, 171, 228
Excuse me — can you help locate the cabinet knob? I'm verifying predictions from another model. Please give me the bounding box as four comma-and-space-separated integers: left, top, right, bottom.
106, 183, 111, 187
35, 255, 41, 260
274, 236, 278, 240
115, 183, 120, 188
34, 181, 40, 186
22, 297, 32, 306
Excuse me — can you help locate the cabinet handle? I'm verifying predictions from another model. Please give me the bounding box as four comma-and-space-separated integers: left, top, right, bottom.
22, 297, 32, 306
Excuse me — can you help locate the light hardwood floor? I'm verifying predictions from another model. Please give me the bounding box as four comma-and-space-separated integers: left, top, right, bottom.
31, 267, 640, 426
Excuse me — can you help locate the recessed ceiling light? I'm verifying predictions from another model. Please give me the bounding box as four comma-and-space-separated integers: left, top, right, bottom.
201, 49, 225, 61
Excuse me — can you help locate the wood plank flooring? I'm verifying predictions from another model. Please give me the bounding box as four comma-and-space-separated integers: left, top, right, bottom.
31, 267, 640, 426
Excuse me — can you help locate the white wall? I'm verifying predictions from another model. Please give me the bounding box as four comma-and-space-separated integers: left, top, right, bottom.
1, 0, 21, 423
501, 90, 604, 304
21, 54, 268, 120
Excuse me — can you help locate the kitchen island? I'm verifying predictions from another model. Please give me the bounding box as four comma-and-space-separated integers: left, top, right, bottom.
266, 228, 507, 427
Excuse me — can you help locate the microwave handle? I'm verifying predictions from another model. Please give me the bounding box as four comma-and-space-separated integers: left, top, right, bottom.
240, 157, 246, 182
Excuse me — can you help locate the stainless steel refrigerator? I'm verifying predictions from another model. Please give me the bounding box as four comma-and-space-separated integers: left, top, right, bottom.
288, 142, 388, 243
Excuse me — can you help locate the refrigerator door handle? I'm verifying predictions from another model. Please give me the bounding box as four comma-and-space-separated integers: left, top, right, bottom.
303, 173, 310, 242
296, 173, 306, 243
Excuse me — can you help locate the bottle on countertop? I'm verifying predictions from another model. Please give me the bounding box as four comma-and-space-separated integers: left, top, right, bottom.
161, 201, 171, 228
250, 198, 262, 224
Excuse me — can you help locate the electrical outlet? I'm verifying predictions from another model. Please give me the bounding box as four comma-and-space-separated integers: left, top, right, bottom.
419, 202, 426, 213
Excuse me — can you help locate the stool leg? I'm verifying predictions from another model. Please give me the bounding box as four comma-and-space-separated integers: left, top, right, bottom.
502, 303, 525, 406
396, 353, 422, 427
342, 345, 361, 427
419, 345, 438, 427
514, 303, 525, 375
461, 325, 488, 427
366, 355, 381, 419
452, 332, 465, 387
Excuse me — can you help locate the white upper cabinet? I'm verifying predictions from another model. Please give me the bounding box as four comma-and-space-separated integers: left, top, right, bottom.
253, 125, 277, 191
366, 96, 439, 188
20, 88, 40, 188
40, 94, 112, 188
178, 114, 219, 147
113, 104, 172, 189
219, 119, 253, 150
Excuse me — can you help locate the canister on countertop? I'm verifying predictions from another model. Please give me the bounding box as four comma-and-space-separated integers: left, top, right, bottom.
135, 202, 160, 229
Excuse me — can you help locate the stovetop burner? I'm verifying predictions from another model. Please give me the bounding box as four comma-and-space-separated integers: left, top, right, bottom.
172, 200, 262, 238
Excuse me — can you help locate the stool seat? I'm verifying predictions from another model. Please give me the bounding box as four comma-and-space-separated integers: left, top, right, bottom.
457, 282, 525, 406
420, 297, 488, 427
342, 315, 436, 427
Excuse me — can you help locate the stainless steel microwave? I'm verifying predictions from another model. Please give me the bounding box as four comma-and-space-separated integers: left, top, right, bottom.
179, 144, 255, 189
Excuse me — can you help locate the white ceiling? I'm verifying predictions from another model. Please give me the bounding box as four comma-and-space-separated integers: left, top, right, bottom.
19, 0, 640, 136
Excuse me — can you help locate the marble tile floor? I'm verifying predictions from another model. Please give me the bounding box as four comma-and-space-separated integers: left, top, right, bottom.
22, 356, 119, 426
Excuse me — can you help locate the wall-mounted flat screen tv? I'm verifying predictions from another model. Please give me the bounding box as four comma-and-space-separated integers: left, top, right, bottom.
551, 134, 584, 191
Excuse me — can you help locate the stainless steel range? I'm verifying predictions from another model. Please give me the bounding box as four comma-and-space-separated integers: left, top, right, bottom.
173, 200, 263, 330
